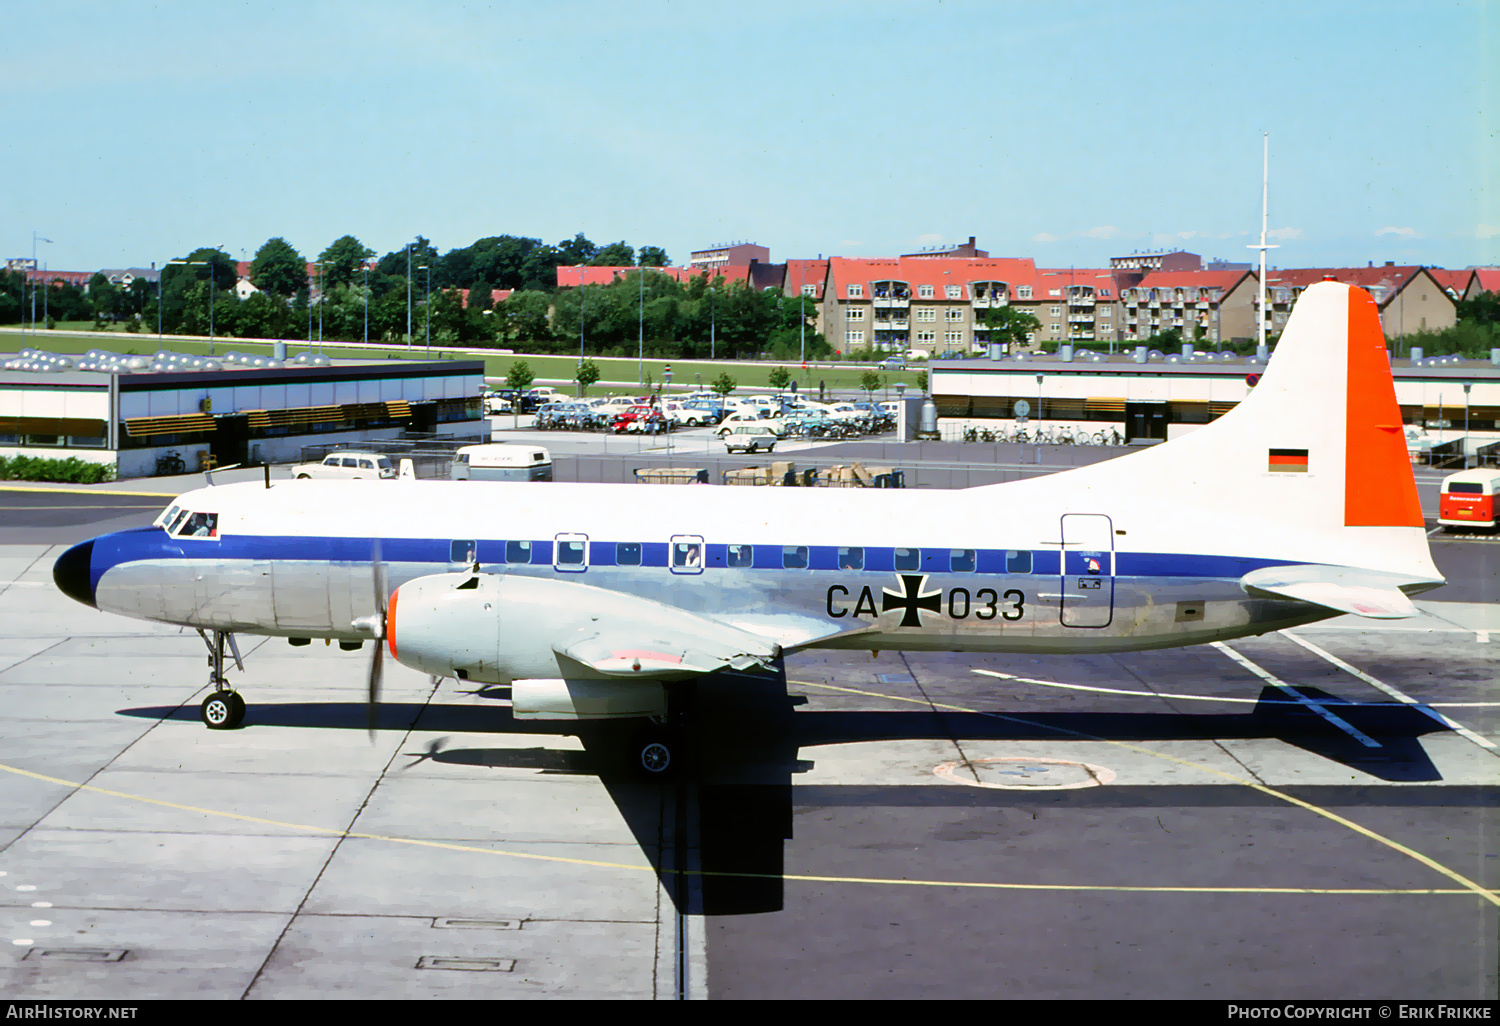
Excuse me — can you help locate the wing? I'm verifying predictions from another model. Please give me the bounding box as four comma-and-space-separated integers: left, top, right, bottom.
1240, 564, 1438, 619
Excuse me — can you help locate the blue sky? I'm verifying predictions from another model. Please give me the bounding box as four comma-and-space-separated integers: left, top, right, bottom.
3, 0, 1494, 274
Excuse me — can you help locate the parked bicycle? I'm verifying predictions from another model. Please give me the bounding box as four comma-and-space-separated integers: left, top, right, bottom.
155, 451, 185, 475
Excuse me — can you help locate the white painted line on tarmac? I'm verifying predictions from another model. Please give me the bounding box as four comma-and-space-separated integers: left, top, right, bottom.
970, 667, 1500, 708
1210, 642, 1382, 748
1280, 632, 1497, 752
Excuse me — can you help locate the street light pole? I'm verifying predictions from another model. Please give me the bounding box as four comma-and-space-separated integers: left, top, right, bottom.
420, 265, 431, 353
1463, 382, 1472, 468
406, 244, 412, 348
638, 267, 645, 386
363, 262, 370, 344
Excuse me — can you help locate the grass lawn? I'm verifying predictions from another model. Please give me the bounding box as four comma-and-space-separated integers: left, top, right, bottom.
0, 327, 927, 395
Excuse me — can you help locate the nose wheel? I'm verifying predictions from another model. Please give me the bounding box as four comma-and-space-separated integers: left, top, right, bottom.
197, 629, 247, 730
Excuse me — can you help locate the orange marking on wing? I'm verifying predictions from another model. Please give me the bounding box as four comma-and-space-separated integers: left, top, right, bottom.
1344, 288, 1423, 527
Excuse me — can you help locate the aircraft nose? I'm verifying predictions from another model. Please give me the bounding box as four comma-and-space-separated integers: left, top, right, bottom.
53, 540, 96, 608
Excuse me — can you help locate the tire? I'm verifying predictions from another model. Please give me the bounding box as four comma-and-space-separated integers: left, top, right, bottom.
296, 474, 311, 479
200, 690, 244, 730
634, 730, 675, 777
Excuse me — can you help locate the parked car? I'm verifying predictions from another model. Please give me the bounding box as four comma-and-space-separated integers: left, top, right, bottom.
483, 391, 513, 415
723, 422, 777, 454
292, 452, 396, 480
717, 410, 788, 438
881, 355, 907, 370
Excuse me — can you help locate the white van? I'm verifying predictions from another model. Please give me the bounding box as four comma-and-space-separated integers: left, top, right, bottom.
450, 444, 553, 482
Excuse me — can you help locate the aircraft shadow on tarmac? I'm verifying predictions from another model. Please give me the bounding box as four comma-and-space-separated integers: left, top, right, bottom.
118, 677, 1449, 916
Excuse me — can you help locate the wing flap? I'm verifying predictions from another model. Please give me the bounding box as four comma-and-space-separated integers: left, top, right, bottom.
1240, 565, 1431, 619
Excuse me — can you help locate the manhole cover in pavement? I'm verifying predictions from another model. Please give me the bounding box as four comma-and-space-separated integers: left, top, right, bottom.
934, 756, 1115, 790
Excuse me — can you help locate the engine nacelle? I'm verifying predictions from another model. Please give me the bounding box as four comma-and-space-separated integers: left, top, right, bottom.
386, 571, 778, 685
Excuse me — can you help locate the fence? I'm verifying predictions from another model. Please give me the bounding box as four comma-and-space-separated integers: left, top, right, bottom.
298, 431, 488, 479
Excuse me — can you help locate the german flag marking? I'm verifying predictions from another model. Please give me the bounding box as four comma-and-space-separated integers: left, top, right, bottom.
1269, 448, 1309, 473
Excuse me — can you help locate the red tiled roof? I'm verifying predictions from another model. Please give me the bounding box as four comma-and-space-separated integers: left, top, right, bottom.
556, 265, 711, 288
826, 257, 1043, 299
1132, 269, 1253, 292
1471, 268, 1500, 295
784, 259, 828, 299
22, 269, 92, 286
1263, 265, 1420, 290
1427, 268, 1473, 297
1036, 267, 1118, 298
457, 288, 513, 309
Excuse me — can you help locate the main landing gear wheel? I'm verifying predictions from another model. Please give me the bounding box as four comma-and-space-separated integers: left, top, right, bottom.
633, 729, 677, 777
200, 690, 245, 729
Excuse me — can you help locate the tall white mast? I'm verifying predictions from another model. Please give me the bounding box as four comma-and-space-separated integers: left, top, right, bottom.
1248, 132, 1278, 351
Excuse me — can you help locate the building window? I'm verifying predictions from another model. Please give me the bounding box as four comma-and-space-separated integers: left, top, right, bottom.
846, 330, 864, 344
945, 309, 963, 321
1017, 286, 1032, 299
1049, 306, 1061, 317
914, 308, 936, 322
802, 285, 816, 296
945, 331, 963, 344
915, 331, 936, 343
946, 285, 962, 299
917, 284, 934, 298
847, 284, 862, 298
846, 308, 864, 320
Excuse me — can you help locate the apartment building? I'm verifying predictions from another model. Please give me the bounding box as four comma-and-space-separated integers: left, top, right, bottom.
1258, 265, 1456, 339
1119, 269, 1258, 346
686, 242, 769, 273
820, 257, 1060, 356
1032, 268, 1120, 347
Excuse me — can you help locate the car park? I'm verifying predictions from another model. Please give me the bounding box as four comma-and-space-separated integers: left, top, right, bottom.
291, 451, 396, 480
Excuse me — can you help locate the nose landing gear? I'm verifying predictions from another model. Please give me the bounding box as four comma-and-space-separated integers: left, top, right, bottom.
197, 629, 246, 729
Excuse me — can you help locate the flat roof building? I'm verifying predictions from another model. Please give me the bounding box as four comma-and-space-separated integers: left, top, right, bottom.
0, 349, 485, 478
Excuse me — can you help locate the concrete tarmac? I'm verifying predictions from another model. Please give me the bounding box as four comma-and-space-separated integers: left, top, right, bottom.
0, 478, 1494, 999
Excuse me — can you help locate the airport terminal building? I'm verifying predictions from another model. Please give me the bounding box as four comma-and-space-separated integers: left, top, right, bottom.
931, 351, 1500, 452
0, 349, 486, 478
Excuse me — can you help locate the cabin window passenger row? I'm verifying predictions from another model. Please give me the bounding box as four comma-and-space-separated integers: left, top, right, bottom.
782, 546, 809, 569
451, 540, 476, 564
616, 542, 642, 566
950, 549, 976, 573
727, 544, 752, 568
1006, 550, 1032, 574
838, 547, 864, 570
559, 541, 585, 565
894, 547, 920, 571
506, 540, 531, 563
673, 542, 701, 568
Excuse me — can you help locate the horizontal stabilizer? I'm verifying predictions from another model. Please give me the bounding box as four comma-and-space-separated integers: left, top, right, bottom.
1240, 565, 1432, 619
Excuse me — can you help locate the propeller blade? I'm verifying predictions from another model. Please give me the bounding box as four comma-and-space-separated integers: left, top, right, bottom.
367, 539, 387, 739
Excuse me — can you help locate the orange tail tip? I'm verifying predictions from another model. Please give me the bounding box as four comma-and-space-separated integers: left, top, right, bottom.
1344, 288, 1423, 527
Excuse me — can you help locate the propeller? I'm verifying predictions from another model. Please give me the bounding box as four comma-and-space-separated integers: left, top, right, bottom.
350, 540, 389, 740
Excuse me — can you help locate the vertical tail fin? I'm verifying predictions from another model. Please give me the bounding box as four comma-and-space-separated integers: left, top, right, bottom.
1014, 282, 1439, 582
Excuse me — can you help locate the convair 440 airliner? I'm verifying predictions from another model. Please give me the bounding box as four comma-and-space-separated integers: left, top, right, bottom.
53, 282, 1441, 773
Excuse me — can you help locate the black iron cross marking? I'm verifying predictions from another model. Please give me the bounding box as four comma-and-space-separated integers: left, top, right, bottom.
881, 574, 942, 628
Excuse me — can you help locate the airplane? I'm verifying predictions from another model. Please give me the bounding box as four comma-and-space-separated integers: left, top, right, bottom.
52, 282, 1442, 774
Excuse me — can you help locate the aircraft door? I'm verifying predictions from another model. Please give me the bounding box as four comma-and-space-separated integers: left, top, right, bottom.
1059, 513, 1113, 628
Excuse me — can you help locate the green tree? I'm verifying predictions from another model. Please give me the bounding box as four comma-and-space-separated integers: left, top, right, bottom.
860, 369, 882, 398
768, 365, 791, 391
87, 273, 121, 321
591, 241, 634, 266
467, 279, 493, 312
507, 359, 535, 393
575, 358, 601, 396
318, 235, 374, 289
711, 372, 736, 397
637, 246, 669, 267
1457, 290, 1500, 326
251, 238, 307, 298
981, 306, 1043, 350
494, 291, 553, 345
556, 233, 597, 266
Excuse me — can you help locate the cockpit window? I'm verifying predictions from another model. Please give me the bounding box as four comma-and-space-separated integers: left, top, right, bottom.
167, 508, 192, 534
156, 504, 181, 529
176, 512, 218, 538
